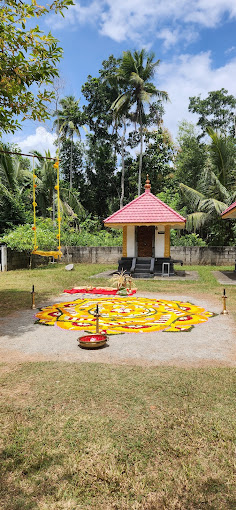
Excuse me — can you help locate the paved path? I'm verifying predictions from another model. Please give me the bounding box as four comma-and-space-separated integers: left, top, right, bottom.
92, 270, 199, 281
213, 270, 236, 285
0, 292, 235, 367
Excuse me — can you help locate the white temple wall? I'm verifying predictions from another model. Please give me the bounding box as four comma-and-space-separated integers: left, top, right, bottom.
155, 226, 165, 257
127, 226, 135, 257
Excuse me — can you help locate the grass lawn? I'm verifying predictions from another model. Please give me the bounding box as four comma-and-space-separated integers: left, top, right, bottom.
0, 363, 235, 509
0, 264, 235, 509
0, 262, 236, 318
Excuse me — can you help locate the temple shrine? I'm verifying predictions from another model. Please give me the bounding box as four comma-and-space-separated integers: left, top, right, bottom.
104, 176, 186, 278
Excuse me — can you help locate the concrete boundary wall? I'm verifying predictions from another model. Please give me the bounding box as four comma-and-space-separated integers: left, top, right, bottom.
171, 246, 236, 266
61, 246, 122, 264
62, 246, 236, 266
3, 247, 48, 271
2, 245, 236, 270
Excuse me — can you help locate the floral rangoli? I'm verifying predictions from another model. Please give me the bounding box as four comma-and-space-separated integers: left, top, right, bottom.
35, 297, 215, 334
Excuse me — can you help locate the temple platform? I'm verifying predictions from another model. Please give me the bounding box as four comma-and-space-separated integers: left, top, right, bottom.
118, 257, 183, 278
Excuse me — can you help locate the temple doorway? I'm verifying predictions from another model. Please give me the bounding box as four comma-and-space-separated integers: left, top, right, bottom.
137, 226, 155, 257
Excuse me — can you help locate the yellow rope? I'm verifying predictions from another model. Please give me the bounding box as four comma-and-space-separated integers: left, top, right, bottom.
54, 158, 62, 260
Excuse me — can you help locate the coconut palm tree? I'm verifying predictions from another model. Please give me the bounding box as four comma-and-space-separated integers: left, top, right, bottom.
206, 126, 236, 187
32, 150, 85, 224
32, 150, 57, 218
180, 169, 232, 232
54, 96, 83, 190
0, 146, 31, 193
111, 50, 169, 195
0, 145, 32, 231
180, 126, 236, 240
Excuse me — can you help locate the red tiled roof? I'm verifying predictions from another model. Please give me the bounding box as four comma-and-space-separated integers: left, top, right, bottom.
104, 189, 186, 225
221, 200, 236, 218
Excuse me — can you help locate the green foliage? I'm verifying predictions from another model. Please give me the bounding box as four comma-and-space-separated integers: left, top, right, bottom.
0, 184, 26, 232
60, 139, 85, 189
179, 180, 236, 246
0, 143, 31, 232
176, 119, 236, 245
82, 56, 119, 140
80, 58, 121, 214
82, 136, 118, 219
206, 126, 236, 187
1, 218, 58, 252
62, 228, 122, 247
55, 96, 83, 140
171, 231, 206, 246
111, 49, 169, 195
157, 189, 187, 218
1, 217, 122, 252
142, 128, 176, 194
175, 121, 207, 191
0, 0, 73, 134
188, 88, 236, 137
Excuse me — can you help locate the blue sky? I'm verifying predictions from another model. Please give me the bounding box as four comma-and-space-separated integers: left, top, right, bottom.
7, 0, 236, 154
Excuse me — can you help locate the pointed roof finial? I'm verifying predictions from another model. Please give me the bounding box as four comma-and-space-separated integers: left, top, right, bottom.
145, 174, 151, 192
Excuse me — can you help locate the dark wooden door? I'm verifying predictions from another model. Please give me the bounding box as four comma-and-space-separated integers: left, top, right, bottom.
137, 226, 155, 257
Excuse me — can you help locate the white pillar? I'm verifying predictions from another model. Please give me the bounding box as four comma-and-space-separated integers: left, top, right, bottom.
1, 245, 7, 271
155, 227, 165, 257
127, 226, 135, 257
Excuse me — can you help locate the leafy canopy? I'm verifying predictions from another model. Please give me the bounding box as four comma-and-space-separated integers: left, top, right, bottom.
0, 0, 73, 134
188, 88, 236, 137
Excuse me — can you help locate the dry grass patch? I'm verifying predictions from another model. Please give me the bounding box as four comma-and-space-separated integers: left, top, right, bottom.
0, 362, 235, 509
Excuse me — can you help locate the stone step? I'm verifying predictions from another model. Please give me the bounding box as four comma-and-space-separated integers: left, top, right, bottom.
134, 268, 151, 273
133, 273, 154, 279
136, 258, 152, 263
135, 264, 150, 270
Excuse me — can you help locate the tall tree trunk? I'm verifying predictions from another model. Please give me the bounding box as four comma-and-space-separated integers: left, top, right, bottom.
70, 132, 73, 192
138, 115, 143, 196
120, 118, 126, 209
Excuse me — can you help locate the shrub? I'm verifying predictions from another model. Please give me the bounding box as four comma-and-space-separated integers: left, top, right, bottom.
171, 231, 206, 246
0, 218, 122, 251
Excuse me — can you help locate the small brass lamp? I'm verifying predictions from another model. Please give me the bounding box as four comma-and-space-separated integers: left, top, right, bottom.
221, 288, 229, 315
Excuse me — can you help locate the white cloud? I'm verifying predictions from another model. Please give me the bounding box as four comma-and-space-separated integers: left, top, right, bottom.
46, 1, 103, 30
14, 127, 57, 156
49, 0, 236, 47
157, 27, 198, 51
156, 52, 236, 138
225, 46, 236, 55
185, 0, 236, 26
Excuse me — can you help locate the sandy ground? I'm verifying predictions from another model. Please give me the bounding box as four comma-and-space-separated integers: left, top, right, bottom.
0, 291, 235, 367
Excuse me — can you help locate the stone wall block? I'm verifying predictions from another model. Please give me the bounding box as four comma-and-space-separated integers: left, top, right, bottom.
2, 245, 236, 271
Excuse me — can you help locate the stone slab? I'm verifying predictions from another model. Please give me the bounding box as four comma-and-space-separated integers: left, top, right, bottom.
91, 270, 199, 281
213, 271, 236, 285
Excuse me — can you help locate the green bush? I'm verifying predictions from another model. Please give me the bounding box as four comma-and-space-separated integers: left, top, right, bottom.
2, 219, 207, 252
171, 231, 206, 246
0, 218, 122, 251
1, 219, 59, 252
